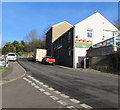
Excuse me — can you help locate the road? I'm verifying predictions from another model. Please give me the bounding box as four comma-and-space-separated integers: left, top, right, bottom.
17, 58, 119, 109
2, 62, 67, 109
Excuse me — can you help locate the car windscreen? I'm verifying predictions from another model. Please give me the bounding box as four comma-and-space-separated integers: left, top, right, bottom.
8, 54, 16, 56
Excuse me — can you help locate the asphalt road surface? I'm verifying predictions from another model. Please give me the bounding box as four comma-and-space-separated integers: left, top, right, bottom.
18, 58, 119, 109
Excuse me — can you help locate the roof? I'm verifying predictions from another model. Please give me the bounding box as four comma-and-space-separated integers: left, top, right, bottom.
74, 12, 118, 31
52, 21, 72, 27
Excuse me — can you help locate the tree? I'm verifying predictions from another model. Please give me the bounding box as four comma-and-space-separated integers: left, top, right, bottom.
2, 42, 15, 55
24, 29, 46, 52
114, 19, 120, 31
25, 29, 40, 43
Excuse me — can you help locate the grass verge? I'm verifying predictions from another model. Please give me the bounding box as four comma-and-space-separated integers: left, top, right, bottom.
0, 67, 7, 73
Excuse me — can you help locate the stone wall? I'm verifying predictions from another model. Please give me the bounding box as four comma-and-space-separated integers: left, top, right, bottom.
88, 51, 120, 74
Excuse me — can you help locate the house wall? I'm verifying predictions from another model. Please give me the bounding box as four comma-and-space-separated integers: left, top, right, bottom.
52, 22, 72, 42
74, 12, 118, 45
46, 28, 52, 56
53, 28, 73, 67
73, 12, 118, 68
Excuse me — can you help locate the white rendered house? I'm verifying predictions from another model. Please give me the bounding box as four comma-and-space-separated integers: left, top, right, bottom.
73, 12, 118, 68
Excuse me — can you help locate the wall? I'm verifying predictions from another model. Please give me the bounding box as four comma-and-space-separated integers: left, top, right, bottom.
87, 45, 114, 57
88, 52, 120, 74
53, 28, 73, 67
74, 47, 88, 68
46, 28, 52, 56
52, 21, 72, 42
74, 12, 118, 45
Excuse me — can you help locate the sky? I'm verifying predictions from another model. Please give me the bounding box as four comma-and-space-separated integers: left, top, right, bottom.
2, 2, 118, 44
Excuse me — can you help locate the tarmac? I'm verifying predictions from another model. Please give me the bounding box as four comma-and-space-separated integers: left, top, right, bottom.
1, 61, 26, 85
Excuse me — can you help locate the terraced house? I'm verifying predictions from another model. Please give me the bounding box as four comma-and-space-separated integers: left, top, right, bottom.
46, 12, 118, 68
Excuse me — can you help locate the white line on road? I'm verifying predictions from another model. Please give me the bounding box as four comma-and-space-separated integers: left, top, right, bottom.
43, 84, 49, 88
70, 99, 80, 104
25, 76, 93, 109
80, 104, 92, 109
66, 105, 75, 109
60, 94, 69, 98
38, 81, 44, 85
34, 85, 40, 89
38, 88, 45, 92
48, 87, 54, 91
43, 92, 51, 96
54, 90, 61, 94
50, 96, 59, 100
31, 83, 36, 86
57, 100, 68, 106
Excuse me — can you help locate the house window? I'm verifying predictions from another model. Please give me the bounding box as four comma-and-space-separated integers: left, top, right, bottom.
68, 31, 71, 41
59, 38, 62, 46
112, 32, 117, 37
87, 29, 93, 38
68, 47, 71, 56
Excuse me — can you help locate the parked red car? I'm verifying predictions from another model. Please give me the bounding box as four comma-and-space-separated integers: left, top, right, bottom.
41, 56, 56, 65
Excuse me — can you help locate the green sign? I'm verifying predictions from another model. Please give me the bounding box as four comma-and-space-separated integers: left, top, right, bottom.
75, 43, 92, 48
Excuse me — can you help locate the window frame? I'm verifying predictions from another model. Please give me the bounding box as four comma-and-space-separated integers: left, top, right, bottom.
87, 29, 93, 38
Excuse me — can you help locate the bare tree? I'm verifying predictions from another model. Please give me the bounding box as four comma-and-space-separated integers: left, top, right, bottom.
114, 19, 120, 30
24, 29, 40, 43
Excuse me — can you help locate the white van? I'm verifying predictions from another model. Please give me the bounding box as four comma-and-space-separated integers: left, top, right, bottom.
6, 53, 17, 61
32, 49, 46, 62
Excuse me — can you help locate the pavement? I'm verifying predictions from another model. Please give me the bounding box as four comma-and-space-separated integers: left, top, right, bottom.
1, 61, 73, 109
1, 62, 26, 85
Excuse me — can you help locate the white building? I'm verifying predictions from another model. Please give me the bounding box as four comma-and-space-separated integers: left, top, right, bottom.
73, 12, 118, 68
46, 12, 118, 68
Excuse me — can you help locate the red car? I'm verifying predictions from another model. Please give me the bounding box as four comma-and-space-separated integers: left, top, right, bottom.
41, 56, 56, 65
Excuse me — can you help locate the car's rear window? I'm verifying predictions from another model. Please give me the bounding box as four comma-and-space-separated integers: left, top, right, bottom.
8, 54, 16, 56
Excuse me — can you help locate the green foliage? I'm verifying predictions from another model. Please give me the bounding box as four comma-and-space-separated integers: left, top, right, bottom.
2, 30, 46, 56
2, 42, 16, 55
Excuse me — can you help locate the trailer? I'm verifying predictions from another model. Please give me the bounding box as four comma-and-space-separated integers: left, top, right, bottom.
33, 49, 47, 62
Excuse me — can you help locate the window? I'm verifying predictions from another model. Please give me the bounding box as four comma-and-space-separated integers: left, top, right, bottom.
68, 47, 71, 56
113, 32, 115, 36
68, 31, 71, 41
87, 29, 93, 38
59, 38, 62, 46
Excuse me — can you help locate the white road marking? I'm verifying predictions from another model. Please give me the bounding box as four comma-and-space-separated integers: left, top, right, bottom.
80, 104, 92, 109
43, 92, 51, 96
38, 88, 45, 92
23, 77, 27, 80
27, 75, 33, 78
70, 99, 80, 104
48, 88, 54, 91
23, 78, 32, 83
50, 96, 59, 100
54, 90, 61, 94
57, 100, 68, 106
25, 76, 93, 109
43, 85, 49, 88
38, 82, 44, 85
34, 85, 40, 89
60, 94, 69, 98
66, 105, 75, 109
31, 83, 36, 86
